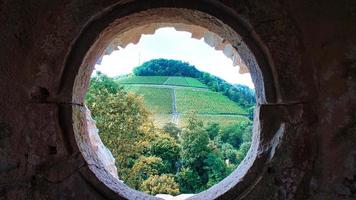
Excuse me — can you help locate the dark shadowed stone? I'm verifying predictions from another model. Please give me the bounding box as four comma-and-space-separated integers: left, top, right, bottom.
0, 0, 355, 199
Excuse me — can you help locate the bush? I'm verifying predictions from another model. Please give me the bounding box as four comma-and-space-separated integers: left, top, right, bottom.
176, 167, 202, 193
149, 134, 180, 172
140, 174, 180, 195
126, 156, 166, 189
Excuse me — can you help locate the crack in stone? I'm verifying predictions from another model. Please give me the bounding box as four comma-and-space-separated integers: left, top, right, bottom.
30, 101, 84, 107
259, 101, 313, 107
38, 163, 87, 184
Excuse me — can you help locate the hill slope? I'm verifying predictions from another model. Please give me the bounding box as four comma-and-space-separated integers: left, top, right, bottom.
117, 76, 208, 88
133, 58, 256, 109
117, 75, 249, 128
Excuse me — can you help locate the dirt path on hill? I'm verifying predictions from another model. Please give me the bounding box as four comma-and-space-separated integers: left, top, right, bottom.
171, 89, 180, 125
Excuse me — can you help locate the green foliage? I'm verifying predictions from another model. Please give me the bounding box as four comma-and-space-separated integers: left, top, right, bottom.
162, 122, 181, 140
134, 59, 200, 77
218, 121, 252, 148
140, 174, 180, 195
127, 156, 166, 189
247, 106, 255, 120
236, 142, 251, 163
221, 143, 238, 164
218, 127, 243, 149
179, 114, 250, 129
205, 123, 220, 140
149, 134, 180, 172
85, 72, 155, 180
180, 114, 209, 168
203, 152, 228, 188
86, 72, 254, 195
176, 167, 203, 193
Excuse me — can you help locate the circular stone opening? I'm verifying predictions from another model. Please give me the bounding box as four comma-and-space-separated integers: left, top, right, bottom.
69, 5, 276, 200
86, 26, 256, 197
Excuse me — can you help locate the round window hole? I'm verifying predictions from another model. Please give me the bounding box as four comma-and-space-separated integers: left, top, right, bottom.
71, 7, 267, 200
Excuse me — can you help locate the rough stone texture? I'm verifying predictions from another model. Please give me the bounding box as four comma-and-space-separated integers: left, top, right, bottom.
84, 106, 119, 180
0, 0, 355, 200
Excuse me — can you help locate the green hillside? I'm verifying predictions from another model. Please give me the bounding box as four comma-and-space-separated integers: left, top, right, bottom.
117, 75, 249, 128
134, 59, 256, 108
118, 75, 208, 88
125, 86, 172, 114
117, 76, 168, 85
176, 88, 247, 114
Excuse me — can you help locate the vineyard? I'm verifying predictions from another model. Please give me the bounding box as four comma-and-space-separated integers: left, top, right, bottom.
175, 88, 247, 114
118, 75, 249, 128
117, 76, 168, 85
118, 76, 208, 88
124, 86, 172, 114
184, 77, 207, 88
164, 77, 188, 86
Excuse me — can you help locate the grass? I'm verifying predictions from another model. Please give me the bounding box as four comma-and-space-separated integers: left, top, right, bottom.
124, 86, 172, 114
117, 76, 207, 88
163, 77, 189, 86
184, 77, 208, 88
117, 76, 168, 85
175, 88, 247, 114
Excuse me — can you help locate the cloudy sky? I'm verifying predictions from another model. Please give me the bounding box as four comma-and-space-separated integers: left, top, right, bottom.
95, 27, 254, 88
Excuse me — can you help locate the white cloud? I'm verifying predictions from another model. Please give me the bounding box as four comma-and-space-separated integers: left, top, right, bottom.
95, 27, 254, 88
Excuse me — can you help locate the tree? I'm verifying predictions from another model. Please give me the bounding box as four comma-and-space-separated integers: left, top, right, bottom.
133, 59, 200, 77
218, 124, 244, 148
221, 143, 238, 165
236, 142, 251, 164
176, 167, 203, 193
162, 122, 181, 140
203, 152, 227, 188
247, 106, 255, 120
140, 174, 180, 195
180, 114, 209, 169
85, 72, 156, 181
149, 133, 180, 172
205, 122, 220, 140
126, 156, 166, 189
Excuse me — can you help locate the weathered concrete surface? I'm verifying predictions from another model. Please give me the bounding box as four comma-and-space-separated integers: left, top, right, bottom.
0, 0, 355, 200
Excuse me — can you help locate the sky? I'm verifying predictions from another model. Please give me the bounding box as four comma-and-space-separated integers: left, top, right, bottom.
95, 27, 254, 88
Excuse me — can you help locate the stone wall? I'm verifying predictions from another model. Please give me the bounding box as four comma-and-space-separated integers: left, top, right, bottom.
0, 0, 355, 199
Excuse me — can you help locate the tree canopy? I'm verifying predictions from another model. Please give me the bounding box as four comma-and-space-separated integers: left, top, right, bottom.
86, 72, 253, 195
